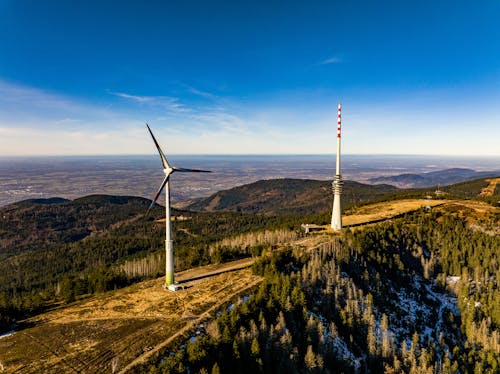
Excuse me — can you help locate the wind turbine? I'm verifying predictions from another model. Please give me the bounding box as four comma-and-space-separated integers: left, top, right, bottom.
146, 124, 211, 290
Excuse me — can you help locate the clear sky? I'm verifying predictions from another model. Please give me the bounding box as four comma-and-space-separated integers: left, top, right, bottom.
0, 0, 499, 156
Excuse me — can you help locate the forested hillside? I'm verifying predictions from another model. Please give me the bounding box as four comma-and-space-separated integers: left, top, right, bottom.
0, 195, 314, 331
148, 211, 500, 374
369, 168, 499, 188
187, 179, 398, 215
188, 177, 500, 215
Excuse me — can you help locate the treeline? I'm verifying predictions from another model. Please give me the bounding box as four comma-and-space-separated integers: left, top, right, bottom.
148, 210, 499, 373
209, 229, 299, 263
441, 178, 491, 198
119, 228, 301, 280
0, 196, 317, 331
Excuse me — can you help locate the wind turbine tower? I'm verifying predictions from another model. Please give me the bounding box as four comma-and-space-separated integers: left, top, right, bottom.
146, 124, 211, 290
331, 103, 343, 231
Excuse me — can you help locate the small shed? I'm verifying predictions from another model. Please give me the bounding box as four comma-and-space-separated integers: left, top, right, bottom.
301, 223, 323, 234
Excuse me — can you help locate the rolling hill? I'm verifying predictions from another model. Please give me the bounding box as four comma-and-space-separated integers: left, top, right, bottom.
0, 195, 151, 258
187, 175, 500, 215
186, 178, 399, 215
368, 168, 500, 188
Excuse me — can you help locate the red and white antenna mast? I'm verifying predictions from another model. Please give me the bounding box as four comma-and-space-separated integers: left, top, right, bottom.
331, 102, 343, 231
336, 103, 342, 174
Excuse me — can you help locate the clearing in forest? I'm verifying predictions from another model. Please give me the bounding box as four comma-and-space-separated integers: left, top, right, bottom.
479, 178, 500, 197
0, 259, 260, 374
342, 199, 447, 227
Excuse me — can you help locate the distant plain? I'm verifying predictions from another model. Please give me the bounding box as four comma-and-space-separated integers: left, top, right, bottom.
1, 154, 499, 207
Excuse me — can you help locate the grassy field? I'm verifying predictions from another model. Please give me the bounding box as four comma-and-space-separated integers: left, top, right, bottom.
0, 259, 260, 373
434, 199, 500, 234
317, 198, 499, 232
342, 199, 447, 227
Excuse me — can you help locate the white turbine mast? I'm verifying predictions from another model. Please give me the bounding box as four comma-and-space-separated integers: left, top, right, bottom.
146, 124, 211, 290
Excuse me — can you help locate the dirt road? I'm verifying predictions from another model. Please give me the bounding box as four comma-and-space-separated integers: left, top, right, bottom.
0, 259, 260, 373
480, 178, 500, 197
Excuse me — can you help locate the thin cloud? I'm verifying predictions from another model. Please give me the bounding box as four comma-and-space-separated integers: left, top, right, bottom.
187, 87, 217, 100
0, 79, 83, 114
0, 80, 118, 124
191, 110, 250, 135
318, 56, 343, 65
111, 91, 188, 112
112, 92, 153, 103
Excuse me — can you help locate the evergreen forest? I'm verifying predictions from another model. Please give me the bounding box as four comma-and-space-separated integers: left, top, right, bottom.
148, 211, 500, 373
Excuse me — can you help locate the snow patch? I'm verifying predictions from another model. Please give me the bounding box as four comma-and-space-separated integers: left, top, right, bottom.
331, 335, 362, 370
446, 276, 460, 284
308, 310, 363, 370
0, 330, 15, 339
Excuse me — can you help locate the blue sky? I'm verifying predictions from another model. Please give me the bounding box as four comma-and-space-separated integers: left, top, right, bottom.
0, 0, 499, 155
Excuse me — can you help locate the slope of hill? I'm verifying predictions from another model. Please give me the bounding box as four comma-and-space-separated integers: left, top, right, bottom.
368, 168, 499, 188
0, 259, 261, 373
0, 193, 314, 331
146, 204, 500, 374
441, 176, 500, 199
0, 195, 151, 258
187, 178, 398, 215
1, 176, 498, 339
2, 200, 498, 373
188, 176, 500, 215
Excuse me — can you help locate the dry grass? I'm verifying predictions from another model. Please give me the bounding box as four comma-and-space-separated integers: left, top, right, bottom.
313, 198, 499, 233
0, 259, 260, 374
342, 199, 448, 227
480, 178, 500, 197
293, 233, 336, 250
433, 200, 500, 234
442, 199, 499, 214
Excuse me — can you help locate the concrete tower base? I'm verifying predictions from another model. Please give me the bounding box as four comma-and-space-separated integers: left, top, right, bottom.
331, 175, 343, 231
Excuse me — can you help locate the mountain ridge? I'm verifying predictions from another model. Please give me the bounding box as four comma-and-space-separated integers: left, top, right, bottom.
368, 167, 500, 188
186, 178, 399, 215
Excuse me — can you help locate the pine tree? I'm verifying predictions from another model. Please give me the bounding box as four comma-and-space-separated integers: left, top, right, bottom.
304, 345, 317, 371
211, 362, 220, 374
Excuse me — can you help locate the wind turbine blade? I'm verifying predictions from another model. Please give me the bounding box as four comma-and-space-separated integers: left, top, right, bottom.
173, 167, 212, 173
147, 175, 169, 213
146, 124, 170, 169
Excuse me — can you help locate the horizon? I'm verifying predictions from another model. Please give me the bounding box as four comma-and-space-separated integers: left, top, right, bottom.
1, 1, 499, 156
1, 152, 499, 208
1, 153, 500, 159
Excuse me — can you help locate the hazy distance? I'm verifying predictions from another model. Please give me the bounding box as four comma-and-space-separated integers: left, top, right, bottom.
1, 154, 499, 207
